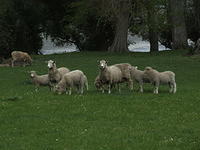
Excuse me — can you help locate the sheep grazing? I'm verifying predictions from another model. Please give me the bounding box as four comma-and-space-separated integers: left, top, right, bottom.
129, 66, 150, 92
11, 51, 32, 67
30, 71, 49, 87
99, 60, 122, 94
54, 70, 88, 95
0, 64, 10, 67
94, 75, 107, 92
94, 75, 104, 91
47, 60, 70, 90
114, 63, 133, 90
144, 67, 176, 94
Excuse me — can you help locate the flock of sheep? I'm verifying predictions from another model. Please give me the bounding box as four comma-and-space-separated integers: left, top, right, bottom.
7, 51, 177, 95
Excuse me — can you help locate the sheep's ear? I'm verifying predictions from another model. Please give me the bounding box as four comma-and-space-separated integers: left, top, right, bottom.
53, 61, 56, 64
105, 60, 108, 64
135, 66, 138, 69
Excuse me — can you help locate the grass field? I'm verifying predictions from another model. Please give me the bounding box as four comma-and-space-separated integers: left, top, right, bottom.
0, 50, 200, 150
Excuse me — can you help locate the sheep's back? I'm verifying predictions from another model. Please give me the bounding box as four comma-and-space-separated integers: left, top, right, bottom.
11, 51, 31, 62
58, 67, 70, 76
109, 66, 122, 82
159, 71, 175, 83
64, 70, 84, 85
114, 63, 131, 79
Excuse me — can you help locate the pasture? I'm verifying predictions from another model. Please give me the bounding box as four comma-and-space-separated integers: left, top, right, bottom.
0, 50, 200, 150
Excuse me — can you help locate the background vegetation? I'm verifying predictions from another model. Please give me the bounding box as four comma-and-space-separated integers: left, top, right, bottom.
0, 0, 200, 56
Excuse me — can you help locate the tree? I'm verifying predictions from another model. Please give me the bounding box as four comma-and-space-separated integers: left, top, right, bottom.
145, 0, 159, 52
108, 0, 131, 52
0, 0, 45, 57
168, 0, 188, 49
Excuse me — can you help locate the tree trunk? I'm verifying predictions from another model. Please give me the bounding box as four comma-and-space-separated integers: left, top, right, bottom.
109, 0, 130, 52
169, 0, 187, 49
194, 0, 200, 39
147, 5, 158, 52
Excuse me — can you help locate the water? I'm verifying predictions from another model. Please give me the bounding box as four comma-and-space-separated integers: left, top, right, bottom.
40, 34, 172, 55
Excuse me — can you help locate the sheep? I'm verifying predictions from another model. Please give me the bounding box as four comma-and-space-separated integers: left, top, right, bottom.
0, 64, 10, 67
94, 75, 108, 92
99, 60, 122, 94
129, 66, 150, 92
54, 70, 88, 95
94, 75, 116, 92
29, 71, 49, 87
11, 51, 32, 67
114, 63, 133, 90
47, 60, 70, 90
144, 67, 176, 94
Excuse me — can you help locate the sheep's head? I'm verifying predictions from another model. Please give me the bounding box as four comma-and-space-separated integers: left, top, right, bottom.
145, 67, 152, 72
30, 71, 36, 78
54, 84, 65, 94
47, 60, 56, 69
99, 60, 107, 70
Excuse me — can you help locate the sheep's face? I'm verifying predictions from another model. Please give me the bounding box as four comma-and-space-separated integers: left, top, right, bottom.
99, 60, 107, 69
47, 60, 56, 69
144, 67, 153, 76
54, 85, 65, 94
30, 71, 36, 78
145, 67, 152, 72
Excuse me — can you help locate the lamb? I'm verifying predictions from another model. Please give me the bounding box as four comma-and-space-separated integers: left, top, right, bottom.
29, 71, 49, 87
114, 63, 133, 90
54, 70, 88, 95
47, 60, 70, 90
129, 66, 150, 92
144, 67, 176, 94
11, 51, 32, 67
98, 60, 122, 94
94, 75, 108, 92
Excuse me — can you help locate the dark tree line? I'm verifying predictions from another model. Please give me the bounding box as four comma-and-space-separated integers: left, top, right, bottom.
0, 0, 199, 57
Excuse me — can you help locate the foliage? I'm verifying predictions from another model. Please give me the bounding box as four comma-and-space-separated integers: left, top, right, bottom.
0, 0, 46, 57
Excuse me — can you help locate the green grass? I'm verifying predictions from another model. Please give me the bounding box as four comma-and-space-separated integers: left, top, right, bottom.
0, 50, 200, 150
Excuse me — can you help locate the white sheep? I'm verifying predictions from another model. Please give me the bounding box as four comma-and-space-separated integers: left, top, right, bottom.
99, 60, 122, 94
129, 66, 150, 93
47, 60, 70, 90
144, 67, 176, 94
29, 71, 49, 87
114, 63, 133, 90
54, 70, 88, 95
11, 51, 32, 67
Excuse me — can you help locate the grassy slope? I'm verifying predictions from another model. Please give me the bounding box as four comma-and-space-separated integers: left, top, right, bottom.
0, 51, 200, 150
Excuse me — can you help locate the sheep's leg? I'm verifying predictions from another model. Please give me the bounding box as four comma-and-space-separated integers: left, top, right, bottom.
117, 84, 121, 93
154, 87, 159, 94
11, 60, 15, 67
108, 84, 111, 94
139, 82, 144, 93
169, 82, 173, 93
102, 89, 105, 93
173, 82, 177, 93
129, 79, 133, 90
68, 88, 72, 95
154, 81, 159, 94
85, 82, 89, 91
80, 85, 84, 94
